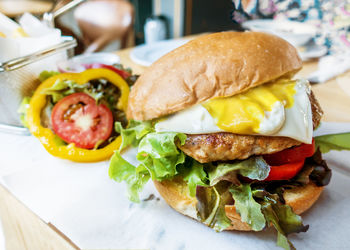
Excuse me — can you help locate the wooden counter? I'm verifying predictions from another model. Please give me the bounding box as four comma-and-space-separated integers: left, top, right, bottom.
1, 46, 350, 250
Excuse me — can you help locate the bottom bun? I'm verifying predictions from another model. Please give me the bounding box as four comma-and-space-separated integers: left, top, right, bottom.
154, 178, 323, 231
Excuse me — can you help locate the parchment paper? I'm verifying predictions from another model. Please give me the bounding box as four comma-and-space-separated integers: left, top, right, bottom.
1, 122, 350, 250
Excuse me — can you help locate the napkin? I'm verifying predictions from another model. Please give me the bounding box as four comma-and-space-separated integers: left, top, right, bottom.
0, 122, 350, 250
308, 51, 350, 83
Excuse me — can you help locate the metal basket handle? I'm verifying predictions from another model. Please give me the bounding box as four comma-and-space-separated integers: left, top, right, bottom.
0, 37, 77, 72
43, 0, 87, 28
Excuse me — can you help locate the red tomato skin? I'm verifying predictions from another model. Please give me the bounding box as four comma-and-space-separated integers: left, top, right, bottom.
263, 139, 315, 166
51, 93, 113, 149
264, 160, 305, 181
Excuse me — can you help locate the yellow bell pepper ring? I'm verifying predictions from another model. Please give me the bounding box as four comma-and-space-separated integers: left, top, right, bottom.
26, 68, 130, 162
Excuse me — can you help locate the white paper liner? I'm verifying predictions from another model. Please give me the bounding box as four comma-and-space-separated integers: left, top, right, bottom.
0, 122, 350, 249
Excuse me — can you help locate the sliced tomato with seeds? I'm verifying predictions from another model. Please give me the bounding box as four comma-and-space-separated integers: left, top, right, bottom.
51, 93, 113, 149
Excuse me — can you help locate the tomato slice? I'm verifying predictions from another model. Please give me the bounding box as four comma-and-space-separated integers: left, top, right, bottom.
263, 139, 315, 166
51, 93, 113, 149
264, 160, 305, 181
84, 63, 131, 79
260, 139, 316, 181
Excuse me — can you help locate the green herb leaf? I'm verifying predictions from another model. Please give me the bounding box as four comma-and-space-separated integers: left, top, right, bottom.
229, 184, 266, 231
315, 132, 350, 153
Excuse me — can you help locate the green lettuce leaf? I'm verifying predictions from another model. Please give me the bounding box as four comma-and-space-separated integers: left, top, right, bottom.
41, 79, 86, 103
178, 158, 208, 196
115, 120, 154, 151
261, 200, 292, 250
208, 156, 270, 186
38, 70, 59, 82
229, 184, 266, 231
17, 96, 31, 128
109, 131, 190, 201
256, 190, 309, 250
315, 132, 350, 153
137, 132, 186, 181
109, 151, 150, 202
196, 186, 232, 231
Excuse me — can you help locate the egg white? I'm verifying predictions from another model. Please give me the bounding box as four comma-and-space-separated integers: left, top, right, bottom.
155, 79, 313, 144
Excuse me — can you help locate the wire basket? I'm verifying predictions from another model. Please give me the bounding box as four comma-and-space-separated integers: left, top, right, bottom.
0, 36, 77, 134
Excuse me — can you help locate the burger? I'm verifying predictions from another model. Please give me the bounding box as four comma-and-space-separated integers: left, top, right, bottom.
109, 32, 335, 249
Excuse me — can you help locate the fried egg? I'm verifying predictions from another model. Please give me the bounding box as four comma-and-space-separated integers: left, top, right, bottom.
155, 79, 313, 144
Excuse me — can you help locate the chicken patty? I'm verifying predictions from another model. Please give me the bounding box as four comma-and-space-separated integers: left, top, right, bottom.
179, 91, 323, 163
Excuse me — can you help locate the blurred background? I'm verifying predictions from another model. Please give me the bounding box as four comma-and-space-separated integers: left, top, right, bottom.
0, 0, 237, 53
1, 0, 349, 55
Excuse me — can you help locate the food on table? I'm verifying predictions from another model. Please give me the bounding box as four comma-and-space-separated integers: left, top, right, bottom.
109, 31, 350, 249
51, 92, 114, 149
20, 63, 138, 162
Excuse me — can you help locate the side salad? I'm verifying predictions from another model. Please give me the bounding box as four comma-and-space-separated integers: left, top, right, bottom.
19, 63, 138, 162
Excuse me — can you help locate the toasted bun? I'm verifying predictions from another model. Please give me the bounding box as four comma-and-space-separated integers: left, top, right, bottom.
154, 178, 323, 231
127, 31, 302, 121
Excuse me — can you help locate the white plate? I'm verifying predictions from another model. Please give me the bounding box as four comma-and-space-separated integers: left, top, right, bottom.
299, 43, 328, 61
242, 19, 317, 47
130, 39, 189, 66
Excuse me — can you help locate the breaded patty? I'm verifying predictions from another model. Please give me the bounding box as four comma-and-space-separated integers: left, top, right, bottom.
179, 91, 323, 163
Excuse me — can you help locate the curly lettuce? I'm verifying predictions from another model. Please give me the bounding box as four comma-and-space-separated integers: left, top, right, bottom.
109, 121, 208, 201
109, 151, 150, 202
255, 190, 309, 250
115, 120, 154, 151
208, 157, 270, 186
136, 132, 187, 180
196, 185, 232, 231
38, 70, 59, 82
41, 79, 86, 103
229, 184, 266, 231
229, 184, 308, 249
178, 158, 208, 196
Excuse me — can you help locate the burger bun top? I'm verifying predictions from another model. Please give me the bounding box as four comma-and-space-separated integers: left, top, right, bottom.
127, 31, 302, 121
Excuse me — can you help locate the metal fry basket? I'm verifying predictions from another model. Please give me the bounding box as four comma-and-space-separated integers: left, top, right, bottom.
0, 36, 77, 134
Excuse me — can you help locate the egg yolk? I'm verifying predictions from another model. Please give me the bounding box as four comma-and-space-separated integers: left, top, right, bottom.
202, 79, 296, 134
